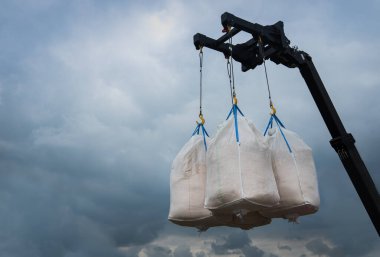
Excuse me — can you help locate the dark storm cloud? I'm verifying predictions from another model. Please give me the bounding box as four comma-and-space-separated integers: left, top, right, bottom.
0, 1, 175, 256
0, 141, 168, 256
0, 0, 380, 257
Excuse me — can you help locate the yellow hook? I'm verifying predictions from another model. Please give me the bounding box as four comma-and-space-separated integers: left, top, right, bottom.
233, 96, 238, 105
270, 103, 276, 115
196, 113, 205, 125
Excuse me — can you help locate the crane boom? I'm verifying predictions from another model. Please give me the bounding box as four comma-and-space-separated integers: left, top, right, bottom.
193, 12, 380, 236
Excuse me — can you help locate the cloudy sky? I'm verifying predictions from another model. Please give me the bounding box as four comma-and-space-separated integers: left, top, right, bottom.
1, 0, 379, 256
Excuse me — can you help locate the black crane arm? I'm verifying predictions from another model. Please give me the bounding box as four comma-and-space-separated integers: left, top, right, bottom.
193, 12, 380, 236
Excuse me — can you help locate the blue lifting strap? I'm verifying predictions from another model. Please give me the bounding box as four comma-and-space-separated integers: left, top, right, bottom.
202, 125, 210, 137
201, 125, 208, 151
226, 104, 245, 143
263, 115, 274, 136
264, 114, 292, 153
273, 114, 285, 128
191, 123, 209, 151
192, 124, 201, 136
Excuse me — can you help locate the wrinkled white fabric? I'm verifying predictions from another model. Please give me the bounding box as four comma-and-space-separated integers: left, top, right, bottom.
260, 127, 320, 220
205, 116, 280, 214
168, 135, 228, 230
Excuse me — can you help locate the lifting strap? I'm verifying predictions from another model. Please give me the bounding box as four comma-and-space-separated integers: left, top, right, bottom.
191, 46, 209, 151
199, 47, 204, 116
192, 122, 210, 151
226, 97, 244, 143
226, 36, 236, 104
225, 33, 244, 143
264, 114, 292, 153
258, 35, 292, 153
258, 36, 273, 108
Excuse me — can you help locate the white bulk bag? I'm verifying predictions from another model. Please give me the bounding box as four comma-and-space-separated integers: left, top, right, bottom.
205, 116, 280, 214
260, 126, 320, 220
169, 135, 228, 230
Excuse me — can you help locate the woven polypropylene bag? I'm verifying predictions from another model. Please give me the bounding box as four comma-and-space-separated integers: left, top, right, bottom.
168, 135, 229, 230
205, 116, 280, 215
260, 127, 320, 221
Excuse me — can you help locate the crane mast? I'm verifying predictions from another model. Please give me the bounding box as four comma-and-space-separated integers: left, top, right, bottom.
193, 12, 380, 236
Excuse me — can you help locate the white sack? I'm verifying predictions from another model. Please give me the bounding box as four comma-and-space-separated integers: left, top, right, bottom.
168, 135, 228, 230
205, 116, 280, 214
260, 127, 320, 220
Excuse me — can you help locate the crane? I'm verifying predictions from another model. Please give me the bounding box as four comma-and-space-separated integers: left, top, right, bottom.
193, 12, 380, 236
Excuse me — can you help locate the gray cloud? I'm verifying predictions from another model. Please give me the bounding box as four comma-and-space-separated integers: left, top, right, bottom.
278, 245, 292, 251
215, 231, 251, 250
305, 238, 332, 256
173, 245, 193, 257
211, 231, 250, 255
305, 238, 344, 257
195, 251, 208, 257
240, 245, 265, 257
210, 231, 279, 257
0, 1, 173, 256
143, 245, 172, 257
122, 246, 142, 257
0, 143, 168, 256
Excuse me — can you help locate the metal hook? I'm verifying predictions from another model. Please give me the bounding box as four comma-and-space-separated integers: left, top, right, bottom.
270, 102, 276, 115
196, 113, 205, 125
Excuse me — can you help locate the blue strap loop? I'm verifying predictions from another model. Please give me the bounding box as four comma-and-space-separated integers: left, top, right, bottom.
191, 123, 209, 151
264, 114, 292, 153
263, 115, 274, 136
202, 125, 210, 137
273, 114, 285, 128
226, 104, 245, 143
201, 125, 208, 151
192, 124, 201, 136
